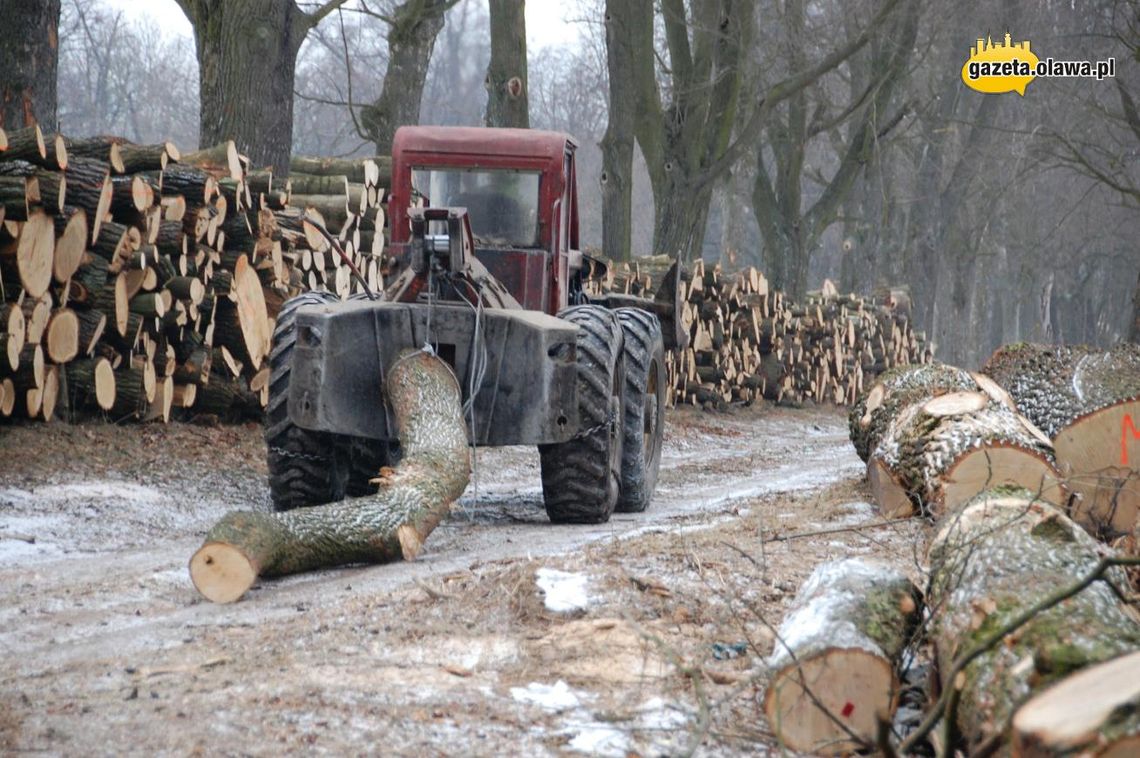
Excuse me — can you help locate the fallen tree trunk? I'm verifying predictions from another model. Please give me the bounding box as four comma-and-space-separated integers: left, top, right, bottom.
1011, 649, 1140, 756
926, 488, 1140, 755
764, 558, 921, 754
189, 350, 470, 603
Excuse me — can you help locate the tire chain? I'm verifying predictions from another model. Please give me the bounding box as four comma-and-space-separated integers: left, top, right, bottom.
571, 408, 617, 441
268, 445, 329, 463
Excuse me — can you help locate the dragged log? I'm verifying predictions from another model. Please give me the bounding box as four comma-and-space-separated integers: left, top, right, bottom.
869, 391, 1062, 518
926, 488, 1140, 755
764, 558, 921, 754
189, 350, 470, 603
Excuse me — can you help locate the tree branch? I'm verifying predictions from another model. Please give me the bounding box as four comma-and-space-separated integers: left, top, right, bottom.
300, 0, 354, 30
692, 0, 905, 193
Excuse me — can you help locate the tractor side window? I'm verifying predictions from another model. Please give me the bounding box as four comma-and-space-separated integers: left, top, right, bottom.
412, 168, 540, 248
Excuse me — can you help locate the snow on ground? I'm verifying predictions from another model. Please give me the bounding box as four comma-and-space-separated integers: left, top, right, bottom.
535, 568, 590, 612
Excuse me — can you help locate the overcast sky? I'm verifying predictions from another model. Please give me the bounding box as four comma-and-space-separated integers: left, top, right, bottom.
100, 0, 583, 51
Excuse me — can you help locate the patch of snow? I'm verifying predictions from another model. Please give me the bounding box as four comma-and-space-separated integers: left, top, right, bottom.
636, 697, 688, 730
566, 721, 629, 755
36, 482, 165, 503
835, 501, 877, 524
536, 568, 590, 613
510, 680, 582, 712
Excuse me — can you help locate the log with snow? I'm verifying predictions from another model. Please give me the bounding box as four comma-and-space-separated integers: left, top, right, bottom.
763, 558, 921, 754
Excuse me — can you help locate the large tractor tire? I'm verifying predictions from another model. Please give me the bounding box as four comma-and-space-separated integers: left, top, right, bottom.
265, 291, 347, 511
615, 308, 666, 512
539, 305, 625, 524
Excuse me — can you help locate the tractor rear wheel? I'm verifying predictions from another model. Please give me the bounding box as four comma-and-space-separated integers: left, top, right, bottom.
539, 305, 624, 524
615, 308, 666, 512
265, 291, 347, 511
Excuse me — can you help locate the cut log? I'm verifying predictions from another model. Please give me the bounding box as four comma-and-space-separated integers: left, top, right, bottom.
189, 350, 470, 603
927, 488, 1140, 754
181, 140, 242, 181
764, 558, 921, 754
870, 394, 1064, 517
0, 210, 54, 298
211, 255, 269, 370
67, 357, 116, 411
51, 207, 87, 282
849, 364, 983, 462
0, 377, 13, 416
63, 158, 113, 244
44, 308, 79, 363
1011, 649, 1140, 756
1053, 397, 1140, 538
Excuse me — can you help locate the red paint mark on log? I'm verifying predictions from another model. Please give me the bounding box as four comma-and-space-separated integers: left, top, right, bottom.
1123, 413, 1139, 467
841, 702, 855, 718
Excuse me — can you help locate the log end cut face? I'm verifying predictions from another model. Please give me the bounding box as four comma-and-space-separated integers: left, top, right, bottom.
1053, 397, 1140, 537
764, 648, 896, 755
189, 541, 259, 604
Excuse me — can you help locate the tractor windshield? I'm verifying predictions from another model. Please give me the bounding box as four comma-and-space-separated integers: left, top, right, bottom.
411, 167, 541, 248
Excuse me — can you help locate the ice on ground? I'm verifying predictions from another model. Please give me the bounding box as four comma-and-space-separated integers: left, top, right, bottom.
834, 500, 877, 524
510, 680, 582, 712
536, 568, 590, 613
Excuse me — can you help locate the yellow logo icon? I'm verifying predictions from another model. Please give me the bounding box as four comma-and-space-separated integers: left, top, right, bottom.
962, 33, 1039, 95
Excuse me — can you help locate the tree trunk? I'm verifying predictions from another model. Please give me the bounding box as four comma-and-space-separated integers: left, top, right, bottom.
179, 0, 316, 176
0, 0, 60, 130
484, 0, 529, 128
361, 1, 451, 156
190, 350, 470, 603
927, 488, 1140, 754
599, 0, 647, 263
764, 558, 921, 754
1130, 270, 1140, 343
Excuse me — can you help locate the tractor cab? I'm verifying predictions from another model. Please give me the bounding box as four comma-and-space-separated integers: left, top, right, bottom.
388, 126, 580, 315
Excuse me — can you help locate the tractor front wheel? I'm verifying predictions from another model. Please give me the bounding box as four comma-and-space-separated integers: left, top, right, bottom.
539, 305, 624, 524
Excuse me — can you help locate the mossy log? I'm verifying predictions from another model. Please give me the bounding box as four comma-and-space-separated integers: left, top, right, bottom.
764, 558, 921, 754
66, 357, 115, 412
848, 363, 985, 462
927, 488, 1140, 754
189, 350, 470, 603
869, 391, 1063, 518
1011, 649, 1140, 756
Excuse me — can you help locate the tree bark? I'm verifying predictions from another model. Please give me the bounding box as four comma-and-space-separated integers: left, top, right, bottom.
361, 1, 452, 155
190, 350, 470, 603
0, 0, 60, 130
484, 0, 529, 128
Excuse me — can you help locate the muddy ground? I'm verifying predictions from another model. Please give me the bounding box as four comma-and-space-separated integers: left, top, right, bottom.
0, 405, 929, 756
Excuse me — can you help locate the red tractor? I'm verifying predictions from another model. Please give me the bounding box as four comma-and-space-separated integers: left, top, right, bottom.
267, 126, 683, 523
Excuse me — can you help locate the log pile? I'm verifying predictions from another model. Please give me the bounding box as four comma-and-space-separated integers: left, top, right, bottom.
588, 256, 931, 409
981, 342, 1140, 538
0, 123, 387, 424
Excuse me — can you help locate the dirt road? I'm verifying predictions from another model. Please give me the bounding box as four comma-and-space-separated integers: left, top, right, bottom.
0, 406, 923, 755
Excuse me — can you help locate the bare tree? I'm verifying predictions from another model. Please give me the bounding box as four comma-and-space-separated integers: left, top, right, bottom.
0, 0, 61, 129
171, 0, 350, 174
485, 0, 529, 128
357, 0, 458, 154
750, 0, 919, 295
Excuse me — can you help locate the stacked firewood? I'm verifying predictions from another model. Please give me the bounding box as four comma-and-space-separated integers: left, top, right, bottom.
589, 255, 932, 408
0, 123, 387, 423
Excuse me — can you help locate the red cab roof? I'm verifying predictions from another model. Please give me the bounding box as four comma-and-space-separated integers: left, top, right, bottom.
391, 126, 576, 164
